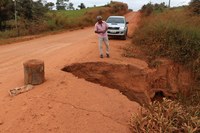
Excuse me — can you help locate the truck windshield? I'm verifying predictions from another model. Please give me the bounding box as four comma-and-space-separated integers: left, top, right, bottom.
106, 18, 125, 24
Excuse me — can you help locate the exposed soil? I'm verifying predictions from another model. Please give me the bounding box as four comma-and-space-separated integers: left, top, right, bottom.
62, 60, 192, 105
0, 12, 141, 133
0, 12, 192, 133
62, 62, 150, 105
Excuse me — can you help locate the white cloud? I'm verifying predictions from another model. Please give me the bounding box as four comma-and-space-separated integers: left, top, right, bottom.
46, 0, 191, 11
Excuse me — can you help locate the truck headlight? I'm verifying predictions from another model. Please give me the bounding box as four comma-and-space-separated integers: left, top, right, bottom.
120, 27, 125, 30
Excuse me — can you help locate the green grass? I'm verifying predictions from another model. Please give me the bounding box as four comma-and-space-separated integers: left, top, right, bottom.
48, 8, 93, 19
132, 8, 200, 80
129, 6, 200, 133
47, 6, 106, 21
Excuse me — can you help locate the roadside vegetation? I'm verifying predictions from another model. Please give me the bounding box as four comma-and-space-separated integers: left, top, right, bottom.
128, 1, 200, 132
130, 98, 200, 133
133, 1, 200, 81
46, 2, 128, 30
0, 0, 128, 43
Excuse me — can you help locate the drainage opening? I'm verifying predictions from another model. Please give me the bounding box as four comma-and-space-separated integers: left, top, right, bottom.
152, 91, 165, 102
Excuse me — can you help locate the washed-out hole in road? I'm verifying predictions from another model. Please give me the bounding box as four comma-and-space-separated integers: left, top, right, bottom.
62, 62, 171, 105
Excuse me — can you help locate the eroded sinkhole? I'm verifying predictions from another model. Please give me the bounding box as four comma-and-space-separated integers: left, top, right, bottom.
62, 61, 192, 105
62, 62, 155, 105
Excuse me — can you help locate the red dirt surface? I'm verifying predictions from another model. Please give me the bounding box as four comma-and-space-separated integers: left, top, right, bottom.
0, 11, 192, 133
62, 62, 150, 105
0, 12, 141, 133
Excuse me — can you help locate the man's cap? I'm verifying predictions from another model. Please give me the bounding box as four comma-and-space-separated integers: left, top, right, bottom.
96, 16, 102, 20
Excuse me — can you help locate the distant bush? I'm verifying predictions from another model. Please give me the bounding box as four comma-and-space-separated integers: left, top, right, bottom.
140, 2, 167, 16
83, 2, 129, 25
189, 0, 200, 15
0, 29, 19, 38
82, 7, 111, 25
130, 98, 200, 133
110, 1, 128, 15
140, 3, 154, 16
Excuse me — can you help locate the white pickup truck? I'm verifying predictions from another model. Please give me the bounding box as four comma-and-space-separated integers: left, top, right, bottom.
106, 16, 129, 40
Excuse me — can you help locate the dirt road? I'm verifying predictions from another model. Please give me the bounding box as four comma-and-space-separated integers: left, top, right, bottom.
0, 12, 144, 133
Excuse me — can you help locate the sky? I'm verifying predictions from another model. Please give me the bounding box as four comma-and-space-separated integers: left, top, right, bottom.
46, 0, 191, 11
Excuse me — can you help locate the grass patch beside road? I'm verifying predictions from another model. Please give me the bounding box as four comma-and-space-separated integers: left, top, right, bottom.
133, 8, 200, 80
127, 4, 200, 133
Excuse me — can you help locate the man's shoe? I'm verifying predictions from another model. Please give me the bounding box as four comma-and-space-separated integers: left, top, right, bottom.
106, 53, 110, 58
100, 55, 103, 58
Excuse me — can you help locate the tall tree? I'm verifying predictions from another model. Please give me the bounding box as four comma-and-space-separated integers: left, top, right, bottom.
17, 0, 47, 20
17, 0, 33, 20
0, 0, 14, 30
56, 0, 69, 10
32, 0, 48, 20
190, 0, 200, 15
67, 2, 74, 10
78, 3, 86, 9
45, 2, 55, 10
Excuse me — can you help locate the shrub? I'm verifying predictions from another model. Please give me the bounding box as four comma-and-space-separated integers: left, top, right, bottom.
0, 29, 19, 38
82, 2, 129, 26
110, 1, 128, 15
83, 8, 111, 25
141, 3, 154, 16
189, 0, 200, 15
140, 2, 167, 16
130, 98, 200, 133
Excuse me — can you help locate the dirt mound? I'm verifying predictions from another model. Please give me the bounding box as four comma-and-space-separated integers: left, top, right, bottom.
62, 61, 192, 105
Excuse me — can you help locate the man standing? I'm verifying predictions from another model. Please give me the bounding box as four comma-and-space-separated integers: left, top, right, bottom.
94, 16, 110, 58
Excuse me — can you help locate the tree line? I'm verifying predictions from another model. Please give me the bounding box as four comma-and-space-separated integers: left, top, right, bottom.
0, 0, 129, 39
0, 0, 86, 31
140, 0, 200, 16
0, 0, 45, 30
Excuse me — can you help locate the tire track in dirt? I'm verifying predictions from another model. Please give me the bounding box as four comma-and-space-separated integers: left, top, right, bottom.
0, 43, 72, 74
